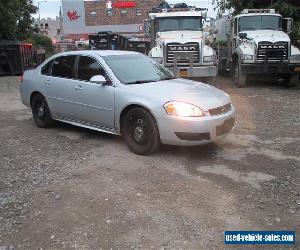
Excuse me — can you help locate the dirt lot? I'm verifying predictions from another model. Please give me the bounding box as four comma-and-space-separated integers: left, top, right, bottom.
0, 76, 299, 249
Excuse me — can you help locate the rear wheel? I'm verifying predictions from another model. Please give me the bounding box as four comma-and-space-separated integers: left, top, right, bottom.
122, 107, 161, 155
233, 61, 247, 88
31, 94, 55, 128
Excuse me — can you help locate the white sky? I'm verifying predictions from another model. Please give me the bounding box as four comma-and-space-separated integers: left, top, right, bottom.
33, 0, 216, 19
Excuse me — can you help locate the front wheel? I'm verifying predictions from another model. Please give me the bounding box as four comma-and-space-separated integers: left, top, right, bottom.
122, 107, 161, 155
31, 94, 55, 128
233, 61, 247, 88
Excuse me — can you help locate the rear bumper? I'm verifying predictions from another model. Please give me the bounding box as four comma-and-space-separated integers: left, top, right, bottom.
166, 65, 217, 78
241, 62, 300, 74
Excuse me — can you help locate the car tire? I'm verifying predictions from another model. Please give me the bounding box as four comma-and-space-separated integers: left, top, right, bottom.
31, 94, 55, 128
233, 61, 247, 88
122, 107, 161, 155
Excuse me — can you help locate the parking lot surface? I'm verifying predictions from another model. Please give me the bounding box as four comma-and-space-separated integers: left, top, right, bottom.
0, 76, 299, 249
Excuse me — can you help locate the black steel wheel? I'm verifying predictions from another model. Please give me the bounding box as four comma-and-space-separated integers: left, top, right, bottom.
122, 107, 160, 155
31, 94, 55, 128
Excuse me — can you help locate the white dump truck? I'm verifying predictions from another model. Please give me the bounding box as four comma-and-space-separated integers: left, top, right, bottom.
144, 6, 217, 79
214, 9, 300, 87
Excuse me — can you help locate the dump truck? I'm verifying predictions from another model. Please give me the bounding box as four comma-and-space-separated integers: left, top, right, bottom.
214, 9, 300, 87
144, 6, 217, 79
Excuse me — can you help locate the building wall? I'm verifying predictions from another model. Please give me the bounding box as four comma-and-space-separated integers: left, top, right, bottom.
62, 0, 162, 36
85, 0, 162, 26
35, 17, 63, 42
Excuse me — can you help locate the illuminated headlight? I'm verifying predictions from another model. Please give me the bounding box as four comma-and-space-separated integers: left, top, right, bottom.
152, 57, 162, 64
241, 54, 253, 60
291, 54, 300, 61
164, 101, 205, 117
203, 55, 216, 63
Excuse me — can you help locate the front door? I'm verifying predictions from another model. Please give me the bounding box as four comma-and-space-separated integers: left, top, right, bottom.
72, 55, 115, 129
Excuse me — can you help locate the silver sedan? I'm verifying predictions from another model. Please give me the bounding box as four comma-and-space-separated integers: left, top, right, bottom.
20, 50, 235, 155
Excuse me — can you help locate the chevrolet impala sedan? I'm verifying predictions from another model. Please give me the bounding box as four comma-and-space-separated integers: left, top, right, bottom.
20, 50, 235, 155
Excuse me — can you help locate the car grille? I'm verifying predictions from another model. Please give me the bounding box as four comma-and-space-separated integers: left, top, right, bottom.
257, 42, 288, 61
166, 42, 199, 65
209, 103, 232, 116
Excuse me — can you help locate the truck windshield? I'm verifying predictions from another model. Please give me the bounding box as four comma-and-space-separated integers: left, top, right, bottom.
238, 15, 282, 32
157, 17, 203, 32
103, 54, 175, 84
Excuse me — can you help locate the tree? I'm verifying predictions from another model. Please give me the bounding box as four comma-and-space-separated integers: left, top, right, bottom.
0, 0, 37, 40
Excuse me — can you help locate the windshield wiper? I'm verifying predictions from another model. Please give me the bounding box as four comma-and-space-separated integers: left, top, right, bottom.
126, 80, 158, 85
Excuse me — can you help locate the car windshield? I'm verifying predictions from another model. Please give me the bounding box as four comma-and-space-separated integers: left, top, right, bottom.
157, 17, 203, 32
238, 15, 282, 31
103, 54, 175, 84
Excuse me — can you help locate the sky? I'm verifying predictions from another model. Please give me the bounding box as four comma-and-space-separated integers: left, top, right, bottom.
33, 0, 216, 19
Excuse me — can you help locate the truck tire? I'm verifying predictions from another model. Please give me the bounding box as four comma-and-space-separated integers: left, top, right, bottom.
285, 73, 299, 88
233, 61, 247, 88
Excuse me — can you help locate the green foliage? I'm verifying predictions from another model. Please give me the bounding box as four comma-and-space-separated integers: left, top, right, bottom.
26, 34, 54, 55
0, 0, 37, 40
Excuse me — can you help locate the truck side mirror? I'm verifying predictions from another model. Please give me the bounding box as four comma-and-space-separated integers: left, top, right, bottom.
239, 33, 247, 39
283, 18, 293, 34
143, 19, 150, 36
225, 19, 231, 36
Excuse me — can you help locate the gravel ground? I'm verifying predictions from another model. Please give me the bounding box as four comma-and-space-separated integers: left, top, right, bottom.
0, 76, 299, 249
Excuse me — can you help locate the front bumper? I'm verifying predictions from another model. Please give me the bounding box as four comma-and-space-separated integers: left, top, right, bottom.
158, 107, 235, 146
166, 65, 217, 78
241, 62, 300, 74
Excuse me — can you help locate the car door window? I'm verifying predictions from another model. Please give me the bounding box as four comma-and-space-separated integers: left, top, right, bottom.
77, 56, 106, 81
51, 55, 76, 78
41, 60, 53, 75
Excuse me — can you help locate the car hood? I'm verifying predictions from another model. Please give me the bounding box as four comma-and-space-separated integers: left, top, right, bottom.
128, 78, 231, 110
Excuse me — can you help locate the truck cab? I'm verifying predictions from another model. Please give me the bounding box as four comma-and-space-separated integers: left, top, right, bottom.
146, 7, 217, 79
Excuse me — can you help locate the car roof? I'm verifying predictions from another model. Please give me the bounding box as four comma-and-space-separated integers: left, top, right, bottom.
53, 50, 141, 58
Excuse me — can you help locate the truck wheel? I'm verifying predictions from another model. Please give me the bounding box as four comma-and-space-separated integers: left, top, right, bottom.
233, 61, 247, 88
32, 94, 55, 128
122, 107, 161, 155
285, 74, 299, 88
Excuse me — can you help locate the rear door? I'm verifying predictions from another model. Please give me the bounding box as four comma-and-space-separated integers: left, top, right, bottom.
44, 55, 77, 119
72, 55, 115, 129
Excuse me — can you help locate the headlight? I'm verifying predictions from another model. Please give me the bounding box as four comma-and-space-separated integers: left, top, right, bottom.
203, 55, 216, 63
164, 101, 205, 117
291, 54, 300, 61
152, 57, 162, 64
241, 54, 253, 60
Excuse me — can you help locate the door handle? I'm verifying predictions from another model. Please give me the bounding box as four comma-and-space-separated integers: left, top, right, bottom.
44, 80, 52, 85
75, 85, 83, 91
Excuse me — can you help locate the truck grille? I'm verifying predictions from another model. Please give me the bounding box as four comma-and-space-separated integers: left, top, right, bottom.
209, 103, 232, 116
257, 42, 288, 61
166, 43, 199, 65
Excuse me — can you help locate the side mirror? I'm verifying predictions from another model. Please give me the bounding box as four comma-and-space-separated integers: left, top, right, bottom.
239, 32, 247, 39
283, 18, 293, 34
143, 19, 150, 36
90, 75, 107, 84
225, 19, 231, 36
